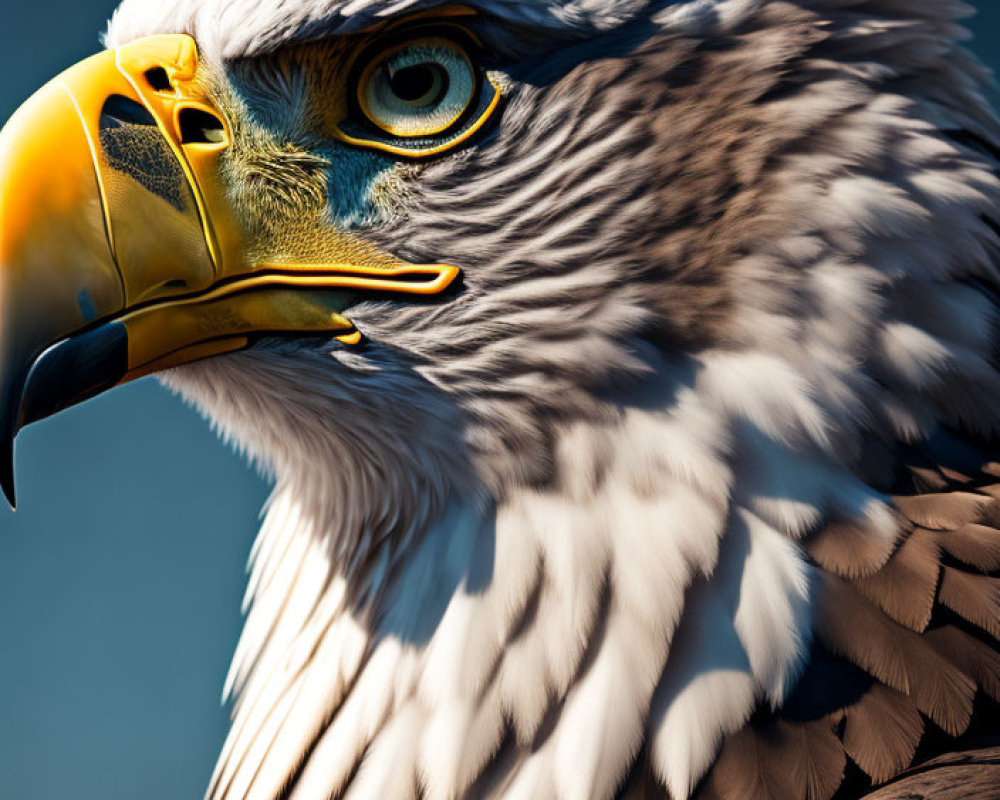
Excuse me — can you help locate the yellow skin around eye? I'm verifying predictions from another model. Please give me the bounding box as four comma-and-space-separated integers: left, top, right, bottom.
357, 38, 475, 138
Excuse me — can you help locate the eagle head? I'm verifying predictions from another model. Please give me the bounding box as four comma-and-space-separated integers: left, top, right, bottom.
3, 2, 1000, 800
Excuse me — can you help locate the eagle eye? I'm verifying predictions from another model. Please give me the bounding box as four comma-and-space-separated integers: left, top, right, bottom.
334, 28, 501, 159
360, 39, 474, 137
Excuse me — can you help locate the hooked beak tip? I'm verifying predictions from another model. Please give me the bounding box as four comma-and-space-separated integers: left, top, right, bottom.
0, 382, 18, 511
1, 445, 16, 511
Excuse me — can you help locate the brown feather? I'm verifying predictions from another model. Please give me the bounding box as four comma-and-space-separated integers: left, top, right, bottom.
702, 721, 845, 800
926, 626, 1000, 704
702, 726, 774, 800
937, 524, 1000, 573
817, 574, 975, 735
860, 748, 1000, 800
852, 529, 941, 633
939, 468, 976, 485
938, 568, 1000, 640
773, 721, 846, 800
893, 493, 995, 531
842, 684, 924, 784
806, 521, 899, 579
907, 466, 949, 493
978, 484, 1000, 501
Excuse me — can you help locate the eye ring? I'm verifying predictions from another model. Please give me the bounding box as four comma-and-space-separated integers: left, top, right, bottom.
356, 37, 476, 138
333, 24, 503, 159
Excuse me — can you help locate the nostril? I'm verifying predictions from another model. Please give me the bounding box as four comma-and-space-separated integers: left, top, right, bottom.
100, 95, 157, 128
178, 107, 226, 145
145, 67, 173, 93
163, 279, 188, 290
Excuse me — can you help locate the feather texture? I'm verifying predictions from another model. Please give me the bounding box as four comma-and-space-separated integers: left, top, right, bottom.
109, 0, 1000, 797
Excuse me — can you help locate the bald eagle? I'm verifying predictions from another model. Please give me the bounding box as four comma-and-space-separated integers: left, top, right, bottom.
2, 1, 1000, 798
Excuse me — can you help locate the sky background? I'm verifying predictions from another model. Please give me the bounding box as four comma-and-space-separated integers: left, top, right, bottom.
0, 3, 999, 799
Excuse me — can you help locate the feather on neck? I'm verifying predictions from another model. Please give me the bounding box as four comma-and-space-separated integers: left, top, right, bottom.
163, 348, 834, 800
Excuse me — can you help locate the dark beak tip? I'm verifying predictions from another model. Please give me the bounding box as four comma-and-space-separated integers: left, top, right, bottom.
1, 455, 16, 511
0, 321, 130, 514
0, 407, 15, 512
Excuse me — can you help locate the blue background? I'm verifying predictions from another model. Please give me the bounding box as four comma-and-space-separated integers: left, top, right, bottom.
0, 3, 999, 799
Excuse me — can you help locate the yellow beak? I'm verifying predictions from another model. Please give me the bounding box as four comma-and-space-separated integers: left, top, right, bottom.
0, 34, 459, 507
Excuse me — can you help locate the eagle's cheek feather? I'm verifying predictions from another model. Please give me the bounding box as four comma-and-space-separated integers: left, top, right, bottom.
0, 33, 458, 506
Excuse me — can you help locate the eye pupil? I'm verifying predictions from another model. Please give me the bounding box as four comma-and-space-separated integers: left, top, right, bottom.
389, 64, 447, 106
